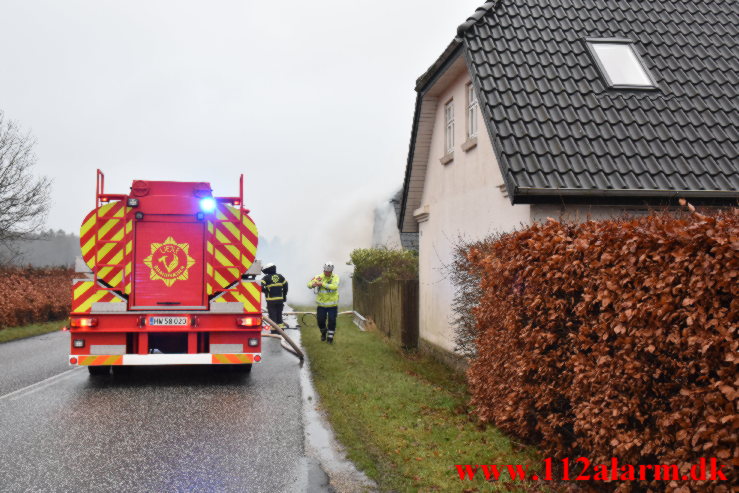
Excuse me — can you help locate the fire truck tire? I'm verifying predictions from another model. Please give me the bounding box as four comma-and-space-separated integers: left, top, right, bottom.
112, 365, 132, 376
88, 366, 110, 376
230, 364, 252, 374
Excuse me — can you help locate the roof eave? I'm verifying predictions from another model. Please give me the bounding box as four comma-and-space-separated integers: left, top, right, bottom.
512, 187, 739, 204
398, 92, 423, 232
415, 39, 463, 93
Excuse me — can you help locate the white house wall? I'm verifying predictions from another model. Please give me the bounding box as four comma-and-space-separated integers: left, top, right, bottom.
416, 69, 530, 353
530, 204, 652, 222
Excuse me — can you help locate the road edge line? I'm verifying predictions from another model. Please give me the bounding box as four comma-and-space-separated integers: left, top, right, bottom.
0, 367, 84, 402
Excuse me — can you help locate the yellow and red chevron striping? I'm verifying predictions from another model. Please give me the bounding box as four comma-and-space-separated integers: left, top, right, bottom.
80, 201, 256, 299
206, 205, 258, 294
212, 281, 261, 313
211, 354, 253, 364
209, 206, 257, 268
78, 355, 123, 366
72, 280, 125, 314
79, 201, 133, 292
80, 201, 125, 260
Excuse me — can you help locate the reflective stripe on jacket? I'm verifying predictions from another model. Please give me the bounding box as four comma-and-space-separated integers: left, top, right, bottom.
307, 273, 339, 307
261, 273, 288, 301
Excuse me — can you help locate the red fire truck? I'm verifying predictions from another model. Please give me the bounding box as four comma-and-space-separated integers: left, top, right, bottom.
68, 170, 262, 375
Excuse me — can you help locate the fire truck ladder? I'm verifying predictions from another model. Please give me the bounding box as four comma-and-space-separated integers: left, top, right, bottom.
210, 209, 245, 295
93, 169, 128, 295
211, 175, 247, 297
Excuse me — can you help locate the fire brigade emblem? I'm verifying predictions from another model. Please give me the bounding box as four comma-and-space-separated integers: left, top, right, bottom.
143, 236, 196, 287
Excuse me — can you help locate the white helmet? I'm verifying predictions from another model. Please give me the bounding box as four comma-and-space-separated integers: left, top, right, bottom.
323, 261, 334, 272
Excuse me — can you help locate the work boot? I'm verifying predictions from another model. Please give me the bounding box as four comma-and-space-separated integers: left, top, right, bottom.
327, 337, 333, 344
320, 332, 326, 342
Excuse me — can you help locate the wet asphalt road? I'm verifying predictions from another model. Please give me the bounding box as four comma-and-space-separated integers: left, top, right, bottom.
0, 330, 327, 492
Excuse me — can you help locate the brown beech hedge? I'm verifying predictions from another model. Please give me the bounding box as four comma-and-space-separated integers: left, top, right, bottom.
467, 209, 737, 491
0, 267, 73, 328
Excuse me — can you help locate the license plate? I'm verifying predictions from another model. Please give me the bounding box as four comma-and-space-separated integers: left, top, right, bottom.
147, 316, 189, 326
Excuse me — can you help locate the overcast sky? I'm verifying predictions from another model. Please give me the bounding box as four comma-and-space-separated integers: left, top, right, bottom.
0, 0, 481, 277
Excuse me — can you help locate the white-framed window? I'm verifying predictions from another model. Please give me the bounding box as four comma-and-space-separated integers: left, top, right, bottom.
466, 82, 478, 139
585, 38, 657, 89
444, 99, 454, 154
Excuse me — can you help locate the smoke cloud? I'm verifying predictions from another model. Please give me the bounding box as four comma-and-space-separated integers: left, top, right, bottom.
257, 187, 400, 307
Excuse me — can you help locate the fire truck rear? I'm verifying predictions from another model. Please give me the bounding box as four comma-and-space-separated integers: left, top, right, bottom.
68, 170, 262, 375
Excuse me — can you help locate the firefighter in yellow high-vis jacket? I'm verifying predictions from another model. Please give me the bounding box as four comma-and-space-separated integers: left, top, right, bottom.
307, 261, 339, 343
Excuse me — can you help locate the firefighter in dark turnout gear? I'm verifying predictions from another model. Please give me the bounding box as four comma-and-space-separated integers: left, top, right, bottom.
261, 263, 288, 330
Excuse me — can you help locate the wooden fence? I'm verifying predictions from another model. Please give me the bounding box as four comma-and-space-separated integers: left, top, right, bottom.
352, 278, 418, 349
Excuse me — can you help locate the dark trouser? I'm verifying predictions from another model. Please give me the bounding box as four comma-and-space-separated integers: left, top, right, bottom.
316, 306, 337, 339
267, 301, 284, 325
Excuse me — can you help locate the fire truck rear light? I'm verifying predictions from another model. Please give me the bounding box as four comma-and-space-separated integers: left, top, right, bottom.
70, 357, 78, 365
73, 339, 85, 348
126, 198, 139, 207
248, 338, 259, 347
71, 318, 98, 328
254, 355, 261, 362
135, 212, 144, 220
237, 316, 260, 327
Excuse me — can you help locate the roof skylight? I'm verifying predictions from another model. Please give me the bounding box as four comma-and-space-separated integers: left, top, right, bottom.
586, 39, 656, 89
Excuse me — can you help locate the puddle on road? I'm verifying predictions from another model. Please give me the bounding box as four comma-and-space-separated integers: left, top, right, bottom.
283, 310, 377, 493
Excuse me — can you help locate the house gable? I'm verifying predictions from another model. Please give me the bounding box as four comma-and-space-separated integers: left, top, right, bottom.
400, 47, 468, 233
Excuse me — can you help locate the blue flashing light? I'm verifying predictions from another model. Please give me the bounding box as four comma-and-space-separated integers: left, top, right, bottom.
199, 197, 217, 213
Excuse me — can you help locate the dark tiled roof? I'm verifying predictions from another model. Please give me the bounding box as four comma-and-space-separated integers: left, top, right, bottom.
399, 232, 419, 251
391, 189, 419, 250
458, 0, 739, 201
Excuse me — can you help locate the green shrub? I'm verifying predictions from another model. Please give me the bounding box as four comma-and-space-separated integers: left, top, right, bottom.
349, 247, 418, 283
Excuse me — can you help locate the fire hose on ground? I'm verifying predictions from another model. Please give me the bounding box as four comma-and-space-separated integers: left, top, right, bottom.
261, 311, 368, 361
262, 315, 304, 361
282, 311, 367, 331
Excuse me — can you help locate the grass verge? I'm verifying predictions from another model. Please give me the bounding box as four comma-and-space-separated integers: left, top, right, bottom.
0, 320, 66, 344
299, 309, 544, 492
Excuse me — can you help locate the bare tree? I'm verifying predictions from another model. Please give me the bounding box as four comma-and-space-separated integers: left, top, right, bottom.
446, 232, 504, 359
0, 111, 51, 252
